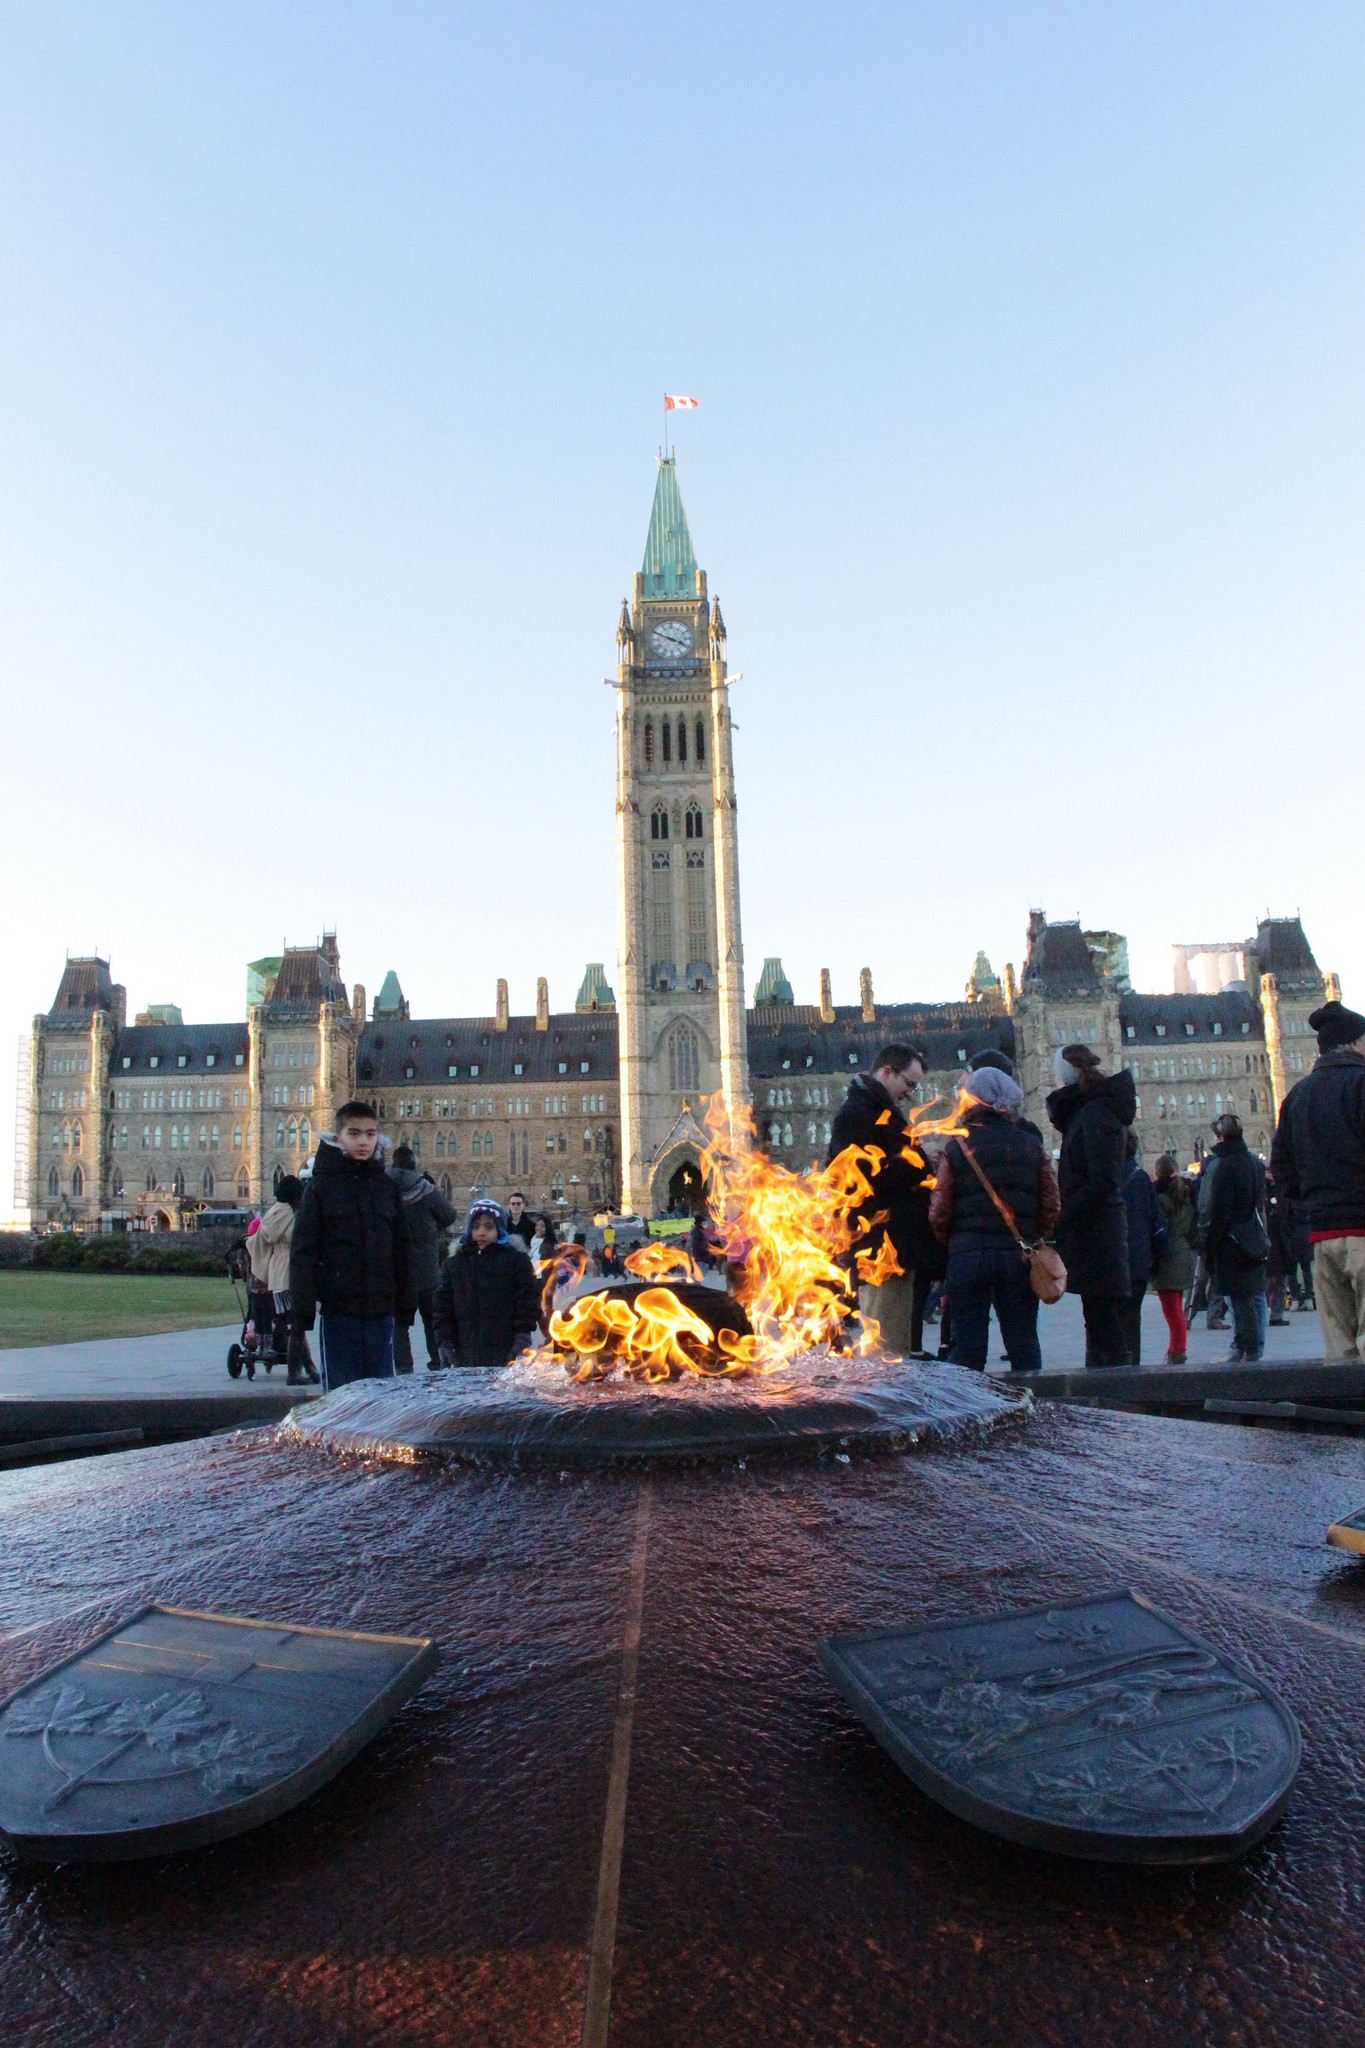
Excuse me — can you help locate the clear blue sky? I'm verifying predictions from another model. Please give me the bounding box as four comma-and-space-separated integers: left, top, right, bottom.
4, 4, 1362, 1203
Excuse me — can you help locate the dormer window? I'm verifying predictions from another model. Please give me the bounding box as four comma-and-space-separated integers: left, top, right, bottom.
558, 1061, 568, 1075
1154, 1025, 1167, 1039
149, 1055, 160, 1069
122, 1057, 132, 1069
1240, 1022, 1250, 1035
449, 1064, 459, 1078
205, 1053, 216, 1068
781, 1058, 791, 1071
1125, 1025, 1135, 1040
1184, 1022, 1195, 1036
848, 1052, 859, 1066
1213, 1021, 1223, 1036
177, 1054, 187, 1068
234, 1053, 244, 1066
805, 1055, 814, 1067
514, 1062, 523, 1076
404, 1065, 415, 1080
580, 1061, 590, 1075
470, 1064, 480, 1077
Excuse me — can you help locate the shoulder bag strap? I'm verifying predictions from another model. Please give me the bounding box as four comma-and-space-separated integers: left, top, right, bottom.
956, 1136, 1028, 1248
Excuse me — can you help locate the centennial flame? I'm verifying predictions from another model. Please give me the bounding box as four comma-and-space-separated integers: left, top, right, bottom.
547, 1089, 969, 1380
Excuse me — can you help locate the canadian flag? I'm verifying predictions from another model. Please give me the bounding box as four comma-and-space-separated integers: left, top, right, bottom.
664, 394, 698, 410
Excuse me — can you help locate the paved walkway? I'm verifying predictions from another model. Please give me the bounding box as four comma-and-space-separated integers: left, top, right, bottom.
984, 1291, 1326, 1371
0, 1296, 1329, 1401
0, 1325, 309, 1402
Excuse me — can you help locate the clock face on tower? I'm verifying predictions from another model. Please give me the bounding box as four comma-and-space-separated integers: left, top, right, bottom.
650, 620, 692, 659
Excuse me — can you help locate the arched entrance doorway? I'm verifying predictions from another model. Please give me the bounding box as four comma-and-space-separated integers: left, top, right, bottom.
667, 1158, 704, 1216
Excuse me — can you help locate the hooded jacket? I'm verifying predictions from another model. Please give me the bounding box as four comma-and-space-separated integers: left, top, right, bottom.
289, 1132, 414, 1324
249, 1199, 297, 1294
387, 1165, 458, 1293
1199, 1135, 1268, 1299
1270, 1047, 1365, 1235
1046, 1068, 1136, 1297
827, 1072, 936, 1272
433, 1225, 541, 1368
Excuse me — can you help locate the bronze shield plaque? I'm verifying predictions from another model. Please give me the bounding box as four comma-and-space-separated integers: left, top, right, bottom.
820, 1590, 1300, 1864
0, 1604, 438, 1862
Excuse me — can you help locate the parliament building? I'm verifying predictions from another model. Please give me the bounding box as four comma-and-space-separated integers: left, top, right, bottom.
22, 462, 1342, 1231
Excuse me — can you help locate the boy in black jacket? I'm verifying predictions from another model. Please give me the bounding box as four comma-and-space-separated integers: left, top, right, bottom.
290, 1101, 414, 1389
434, 1199, 541, 1368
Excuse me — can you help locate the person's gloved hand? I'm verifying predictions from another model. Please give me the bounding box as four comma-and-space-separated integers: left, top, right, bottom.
437, 1345, 457, 1369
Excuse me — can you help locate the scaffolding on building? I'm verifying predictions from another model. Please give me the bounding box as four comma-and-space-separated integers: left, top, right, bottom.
12, 1035, 32, 1226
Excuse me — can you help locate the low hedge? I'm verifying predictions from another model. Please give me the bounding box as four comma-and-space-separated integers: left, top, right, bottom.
1, 1232, 238, 1278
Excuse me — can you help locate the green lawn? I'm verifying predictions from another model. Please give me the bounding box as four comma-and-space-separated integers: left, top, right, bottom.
0, 1273, 241, 1349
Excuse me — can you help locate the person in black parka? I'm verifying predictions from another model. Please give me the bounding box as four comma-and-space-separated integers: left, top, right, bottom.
1046, 1042, 1135, 1369
388, 1143, 457, 1373
289, 1103, 415, 1390
827, 1044, 933, 1357
433, 1199, 541, 1369
1199, 1113, 1268, 1362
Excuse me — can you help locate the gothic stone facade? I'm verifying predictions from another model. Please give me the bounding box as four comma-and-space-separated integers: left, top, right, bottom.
23, 462, 1343, 1229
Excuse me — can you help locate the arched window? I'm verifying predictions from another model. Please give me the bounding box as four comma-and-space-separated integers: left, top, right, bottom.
596, 1128, 606, 1154
211, 1124, 219, 1149
119, 1125, 128, 1150
545, 1130, 555, 1153
111, 1168, 124, 1198
695, 716, 705, 763
287, 1117, 298, 1149
51, 1126, 60, 1150
551, 1171, 565, 1201
172, 1169, 186, 1197
202, 1167, 214, 1196
435, 1132, 445, 1155
276, 1120, 286, 1146
583, 1128, 593, 1153
662, 719, 672, 763
557, 1129, 567, 1154
651, 803, 669, 841
685, 803, 703, 840
198, 1124, 208, 1150
233, 1124, 243, 1149
485, 1127, 495, 1158
472, 1130, 482, 1158
782, 1123, 793, 1148
237, 1169, 250, 1198
272, 1164, 283, 1193
668, 1021, 700, 1094
47, 1166, 59, 1197
72, 1123, 81, 1151
677, 718, 687, 763
146, 1168, 157, 1192
1249, 1088, 1258, 1113
153, 1125, 162, 1149
510, 1130, 517, 1175
768, 1122, 781, 1147
440, 1175, 453, 1199
644, 720, 654, 765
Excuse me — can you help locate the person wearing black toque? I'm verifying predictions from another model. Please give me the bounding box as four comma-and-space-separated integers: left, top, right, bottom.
1271, 998, 1365, 1361
1046, 1042, 1135, 1368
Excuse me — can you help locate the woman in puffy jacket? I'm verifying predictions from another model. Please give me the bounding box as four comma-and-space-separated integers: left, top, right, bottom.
929, 1067, 1060, 1373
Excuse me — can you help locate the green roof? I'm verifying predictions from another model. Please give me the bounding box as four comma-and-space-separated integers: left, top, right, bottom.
374, 970, 406, 1015
642, 457, 698, 597
754, 957, 795, 1007
575, 962, 617, 1012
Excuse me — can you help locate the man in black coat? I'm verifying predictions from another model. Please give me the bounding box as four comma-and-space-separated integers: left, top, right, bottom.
290, 1102, 415, 1390
1198, 1113, 1268, 1362
827, 1043, 930, 1356
1271, 998, 1365, 1360
1046, 1043, 1135, 1369
1118, 1131, 1164, 1367
388, 1144, 458, 1372
434, 1199, 541, 1368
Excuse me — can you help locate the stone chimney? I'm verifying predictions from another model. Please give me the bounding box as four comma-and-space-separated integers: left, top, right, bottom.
819, 969, 834, 1023
351, 984, 366, 1029
536, 977, 549, 1031
496, 978, 509, 1031
860, 968, 875, 1023
1003, 963, 1017, 1014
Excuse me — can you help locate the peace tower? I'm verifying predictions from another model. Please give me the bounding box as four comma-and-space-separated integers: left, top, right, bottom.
612, 457, 749, 1215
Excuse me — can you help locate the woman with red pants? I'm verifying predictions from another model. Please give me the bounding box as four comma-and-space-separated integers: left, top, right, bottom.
1151, 1155, 1198, 1363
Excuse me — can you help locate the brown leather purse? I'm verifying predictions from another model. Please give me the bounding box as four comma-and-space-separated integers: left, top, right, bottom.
956, 1138, 1068, 1305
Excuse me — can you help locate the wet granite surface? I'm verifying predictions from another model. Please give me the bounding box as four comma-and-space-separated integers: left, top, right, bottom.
0, 1403, 1364, 2044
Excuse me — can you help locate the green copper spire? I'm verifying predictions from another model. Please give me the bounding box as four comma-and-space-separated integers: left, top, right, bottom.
641, 456, 698, 597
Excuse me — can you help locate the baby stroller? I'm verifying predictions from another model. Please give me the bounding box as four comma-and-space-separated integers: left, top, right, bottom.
225, 1236, 287, 1380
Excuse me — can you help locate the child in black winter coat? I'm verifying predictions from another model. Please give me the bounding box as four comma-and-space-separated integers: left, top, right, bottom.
434, 1200, 541, 1368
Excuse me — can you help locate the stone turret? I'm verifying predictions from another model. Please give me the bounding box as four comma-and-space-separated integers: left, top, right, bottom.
860, 968, 875, 1024
819, 969, 834, 1023
536, 978, 549, 1031
496, 979, 509, 1031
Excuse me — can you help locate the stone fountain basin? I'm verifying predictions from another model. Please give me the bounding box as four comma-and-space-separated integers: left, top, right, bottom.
281, 1353, 1029, 1469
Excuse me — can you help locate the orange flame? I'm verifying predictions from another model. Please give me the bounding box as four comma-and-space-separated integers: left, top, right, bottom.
546, 1084, 976, 1379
